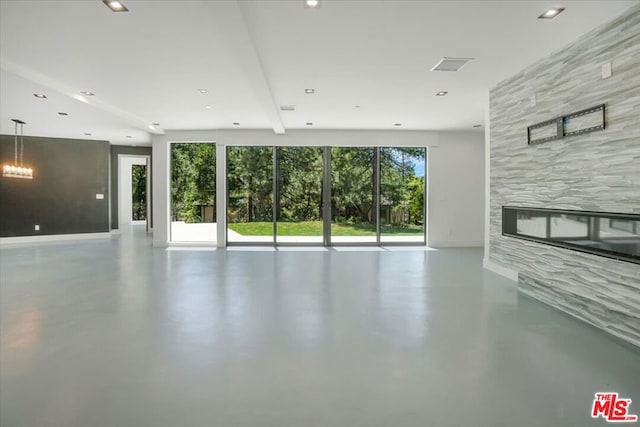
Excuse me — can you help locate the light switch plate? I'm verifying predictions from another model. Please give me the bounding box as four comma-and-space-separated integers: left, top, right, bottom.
34, 225, 40, 231
601, 62, 612, 79
530, 94, 536, 107
96, 194, 104, 200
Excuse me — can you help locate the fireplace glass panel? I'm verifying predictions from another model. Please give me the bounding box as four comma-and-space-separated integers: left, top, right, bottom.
503, 207, 639, 264
549, 214, 589, 239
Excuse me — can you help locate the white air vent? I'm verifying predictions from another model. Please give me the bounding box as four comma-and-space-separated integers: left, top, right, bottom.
280, 105, 296, 111
431, 57, 474, 72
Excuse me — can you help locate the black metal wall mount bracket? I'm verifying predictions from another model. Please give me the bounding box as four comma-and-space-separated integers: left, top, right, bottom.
527, 104, 605, 145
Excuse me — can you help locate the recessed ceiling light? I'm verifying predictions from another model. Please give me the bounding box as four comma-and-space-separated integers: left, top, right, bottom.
436, 91, 448, 96
33, 93, 47, 99
394, 123, 402, 126
84, 133, 92, 136
473, 124, 482, 128
354, 105, 361, 108
205, 105, 212, 109
306, 122, 313, 126
148, 125, 156, 131
58, 112, 68, 116
233, 122, 240, 126
280, 105, 296, 111
80, 91, 95, 96
103, 0, 128, 12
197, 89, 209, 94
305, 89, 315, 94
152, 122, 160, 126
72, 94, 88, 103
538, 7, 565, 19
304, 0, 320, 9
126, 135, 132, 138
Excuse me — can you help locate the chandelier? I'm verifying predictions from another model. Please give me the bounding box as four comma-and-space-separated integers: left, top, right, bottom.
3, 119, 33, 179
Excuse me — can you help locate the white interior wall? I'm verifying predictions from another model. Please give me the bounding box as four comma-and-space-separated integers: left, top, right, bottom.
427, 131, 485, 247
152, 134, 170, 246
118, 156, 148, 227
216, 143, 226, 247
216, 129, 439, 147
152, 129, 484, 247
484, 90, 491, 258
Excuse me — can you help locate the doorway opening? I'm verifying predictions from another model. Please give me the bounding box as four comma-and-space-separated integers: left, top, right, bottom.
132, 164, 147, 222
118, 155, 150, 231
169, 142, 216, 243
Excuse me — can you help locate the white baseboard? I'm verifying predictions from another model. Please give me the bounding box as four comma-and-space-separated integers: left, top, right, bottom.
153, 240, 167, 248
0, 232, 112, 246
111, 228, 152, 235
168, 241, 218, 248
483, 258, 518, 281
428, 240, 484, 248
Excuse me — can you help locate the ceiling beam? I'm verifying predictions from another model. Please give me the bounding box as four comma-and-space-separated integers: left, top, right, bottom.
211, 1, 285, 135
0, 58, 163, 136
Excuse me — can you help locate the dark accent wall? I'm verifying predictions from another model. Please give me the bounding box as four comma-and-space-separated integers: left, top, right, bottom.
110, 145, 152, 229
0, 135, 110, 237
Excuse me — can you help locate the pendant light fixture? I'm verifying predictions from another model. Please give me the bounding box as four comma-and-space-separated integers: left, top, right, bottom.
3, 119, 33, 179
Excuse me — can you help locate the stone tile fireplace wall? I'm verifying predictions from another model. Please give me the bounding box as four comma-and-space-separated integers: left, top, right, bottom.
488, 5, 640, 347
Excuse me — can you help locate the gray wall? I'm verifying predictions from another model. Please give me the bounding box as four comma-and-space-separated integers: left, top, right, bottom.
488, 6, 640, 347
0, 135, 110, 237
110, 145, 152, 230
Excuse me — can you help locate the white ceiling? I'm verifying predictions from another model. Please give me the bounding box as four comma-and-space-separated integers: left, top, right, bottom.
0, 0, 636, 145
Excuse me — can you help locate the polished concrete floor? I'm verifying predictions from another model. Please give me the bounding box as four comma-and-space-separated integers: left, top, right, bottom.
1, 227, 639, 427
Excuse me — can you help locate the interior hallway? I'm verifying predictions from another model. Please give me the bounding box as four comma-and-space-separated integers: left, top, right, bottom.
1, 227, 638, 427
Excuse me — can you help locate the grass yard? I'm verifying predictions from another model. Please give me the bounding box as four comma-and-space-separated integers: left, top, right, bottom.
228, 221, 422, 236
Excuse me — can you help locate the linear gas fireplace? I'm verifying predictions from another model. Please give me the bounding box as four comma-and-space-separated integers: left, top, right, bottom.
502, 207, 640, 264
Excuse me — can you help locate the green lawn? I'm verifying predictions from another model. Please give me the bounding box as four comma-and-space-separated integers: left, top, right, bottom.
228, 221, 422, 236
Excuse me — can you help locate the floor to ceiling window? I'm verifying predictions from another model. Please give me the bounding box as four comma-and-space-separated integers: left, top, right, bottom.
226, 146, 274, 243
380, 148, 426, 243
170, 142, 216, 243
276, 147, 324, 244
330, 147, 377, 244
223, 145, 426, 246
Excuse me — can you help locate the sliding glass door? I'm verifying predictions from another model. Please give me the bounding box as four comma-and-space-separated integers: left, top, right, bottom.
276, 147, 324, 244
380, 148, 425, 243
224, 145, 426, 246
227, 146, 274, 243
330, 147, 377, 244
